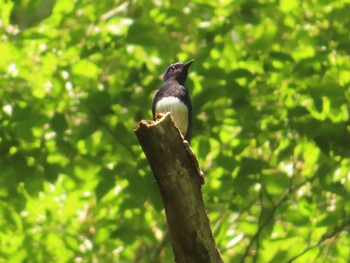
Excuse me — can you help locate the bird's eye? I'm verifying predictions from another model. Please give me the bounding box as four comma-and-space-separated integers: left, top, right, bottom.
170, 66, 175, 71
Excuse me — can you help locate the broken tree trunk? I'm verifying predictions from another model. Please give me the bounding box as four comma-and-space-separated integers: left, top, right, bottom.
135, 113, 223, 263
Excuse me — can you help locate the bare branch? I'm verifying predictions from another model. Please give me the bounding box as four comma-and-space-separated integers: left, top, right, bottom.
135, 113, 222, 263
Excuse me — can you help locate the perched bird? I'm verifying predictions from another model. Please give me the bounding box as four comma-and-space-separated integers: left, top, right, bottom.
152, 59, 194, 142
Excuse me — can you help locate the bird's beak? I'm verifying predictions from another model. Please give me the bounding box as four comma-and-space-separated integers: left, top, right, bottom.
184, 59, 194, 69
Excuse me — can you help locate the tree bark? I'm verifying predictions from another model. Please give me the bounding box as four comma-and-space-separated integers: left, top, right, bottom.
135, 113, 223, 263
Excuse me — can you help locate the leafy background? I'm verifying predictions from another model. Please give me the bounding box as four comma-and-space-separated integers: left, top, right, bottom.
1, 0, 350, 262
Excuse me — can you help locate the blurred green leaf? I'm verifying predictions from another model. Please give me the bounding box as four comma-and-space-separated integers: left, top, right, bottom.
50, 112, 68, 135
0, 0, 14, 28
269, 51, 294, 62
95, 168, 115, 201
126, 22, 159, 46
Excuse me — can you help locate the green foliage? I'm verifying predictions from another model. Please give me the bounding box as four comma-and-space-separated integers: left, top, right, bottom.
1, 0, 350, 262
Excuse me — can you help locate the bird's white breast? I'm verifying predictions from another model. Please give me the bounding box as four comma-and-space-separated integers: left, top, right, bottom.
155, 96, 188, 136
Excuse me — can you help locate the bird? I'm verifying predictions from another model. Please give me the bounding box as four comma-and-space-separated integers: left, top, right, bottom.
152, 59, 194, 142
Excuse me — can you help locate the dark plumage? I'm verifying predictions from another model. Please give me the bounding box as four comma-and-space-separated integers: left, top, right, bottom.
152, 60, 193, 142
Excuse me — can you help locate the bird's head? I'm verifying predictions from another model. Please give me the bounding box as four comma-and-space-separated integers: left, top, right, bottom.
163, 59, 194, 84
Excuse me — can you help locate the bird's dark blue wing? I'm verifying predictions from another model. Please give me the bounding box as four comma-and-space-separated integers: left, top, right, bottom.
152, 80, 192, 142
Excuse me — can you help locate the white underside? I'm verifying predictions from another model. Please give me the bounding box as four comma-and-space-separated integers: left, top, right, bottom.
155, 96, 188, 136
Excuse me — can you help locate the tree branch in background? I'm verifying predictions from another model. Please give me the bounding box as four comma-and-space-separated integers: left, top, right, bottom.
286, 218, 350, 262
135, 113, 223, 263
